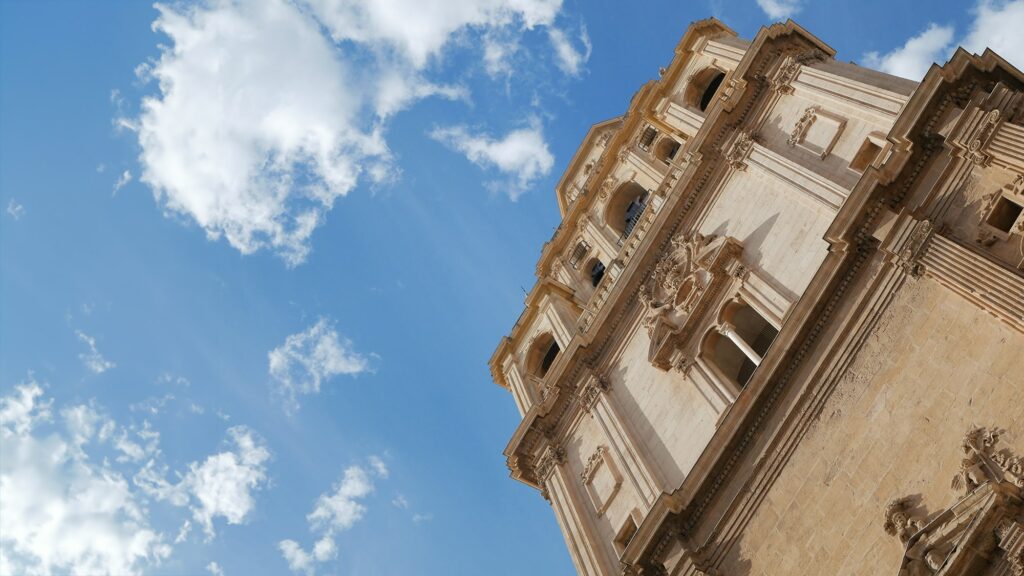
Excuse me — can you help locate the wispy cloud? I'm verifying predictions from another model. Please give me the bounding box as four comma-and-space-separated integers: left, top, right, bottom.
207, 561, 225, 576
755, 0, 802, 19
429, 120, 554, 199
112, 169, 133, 195
279, 458, 384, 575
268, 318, 371, 414
135, 426, 272, 540
548, 25, 592, 76
6, 198, 25, 220
76, 330, 116, 374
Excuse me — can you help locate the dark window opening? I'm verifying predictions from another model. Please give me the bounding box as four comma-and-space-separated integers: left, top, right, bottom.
590, 261, 606, 287
539, 341, 560, 377
569, 241, 591, 269
614, 516, 639, 555
622, 195, 647, 239
987, 196, 1024, 233
638, 126, 658, 151
699, 72, 725, 112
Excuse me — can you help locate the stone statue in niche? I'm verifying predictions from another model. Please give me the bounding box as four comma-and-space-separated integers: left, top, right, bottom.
639, 232, 715, 342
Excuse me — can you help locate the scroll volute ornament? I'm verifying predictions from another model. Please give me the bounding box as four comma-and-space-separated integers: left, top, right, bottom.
639, 233, 744, 370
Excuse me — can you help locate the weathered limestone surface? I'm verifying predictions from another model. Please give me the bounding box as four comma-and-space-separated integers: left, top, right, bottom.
725, 277, 1024, 575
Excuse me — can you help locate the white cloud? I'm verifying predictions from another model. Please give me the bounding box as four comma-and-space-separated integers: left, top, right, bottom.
304, 0, 562, 68
429, 120, 554, 199
483, 31, 520, 77
391, 494, 409, 509
112, 169, 133, 195
131, 0, 580, 265
862, 23, 954, 79
268, 318, 370, 414
135, 0, 388, 267
6, 199, 25, 220
755, 0, 801, 19
183, 426, 272, 538
279, 464, 379, 575
412, 512, 433, 523
548, 25, 591, 76
76, 330, 116, 374
207, 560, 225, 575
133, 425, 271, 540
962, 0, 1024, 68
0, 383, 171, 576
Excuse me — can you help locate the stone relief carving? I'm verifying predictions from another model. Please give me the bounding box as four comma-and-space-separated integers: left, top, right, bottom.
581, 445, 608, 483
639, 232, 715, 342
787, 107, 817, 146
884, 496, 926, 544
952, 427, 1024, 493
899, 219, 934, 278
966, 108, 1002, 165
886, 427, 1024, 576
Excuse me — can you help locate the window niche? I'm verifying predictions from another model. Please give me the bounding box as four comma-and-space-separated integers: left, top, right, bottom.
684, 68, 726, 114
526, 332, 561, 380
979, 176, 1024, 244
702, 300, 779, 390
603, 181, 649, 242
654, 137, 681, 165
613, 514, 639, 556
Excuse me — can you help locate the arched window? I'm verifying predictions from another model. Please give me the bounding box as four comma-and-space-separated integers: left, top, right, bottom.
654, 138, 681, 164
684, 68, 726, 114
589, 259, 606, 287
604, 181, 648, 240
526, 333, 561, 379
702, 301, 778, 389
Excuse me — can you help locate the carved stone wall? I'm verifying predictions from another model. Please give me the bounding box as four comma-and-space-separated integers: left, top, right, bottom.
718, 278, 1024, 575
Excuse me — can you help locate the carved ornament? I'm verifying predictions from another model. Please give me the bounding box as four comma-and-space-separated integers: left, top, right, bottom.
787, 107, 817, 146
638, 234, 743, 370
724, 131, 756, 171
535, 445, 566, 481
581, 445, 608, 483
575, 374, 610, 413
899, 219, 934, 278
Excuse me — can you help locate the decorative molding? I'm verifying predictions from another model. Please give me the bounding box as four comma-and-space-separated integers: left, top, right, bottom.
898, 219, 934, 278
787, 107, 817, 146
724, 131, 756, 171
535, 445, 566, 481
581, 445, 609, 483
575, 374, 610, 413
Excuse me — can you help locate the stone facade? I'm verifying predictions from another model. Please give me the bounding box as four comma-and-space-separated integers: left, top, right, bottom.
488, 18, 1024, 576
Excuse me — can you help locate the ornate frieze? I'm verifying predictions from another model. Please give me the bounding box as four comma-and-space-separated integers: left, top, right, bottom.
883, 496, 925, 544
581, 445, 608, 483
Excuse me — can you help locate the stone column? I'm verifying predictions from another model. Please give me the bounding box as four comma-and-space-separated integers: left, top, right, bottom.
536, 445, 612, 575
718, 322, 763, 366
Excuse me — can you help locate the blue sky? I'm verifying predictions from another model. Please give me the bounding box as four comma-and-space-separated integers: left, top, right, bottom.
1, 0, 1022, 574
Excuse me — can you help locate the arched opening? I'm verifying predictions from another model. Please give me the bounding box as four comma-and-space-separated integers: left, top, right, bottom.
684, 68, 726, 114
589, 259, 606, 287
654, 138, 681, 164
702, 331, 756, 388
604, 181, 648, 240
526, 333, 561, 379
702, 301, 779, 389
